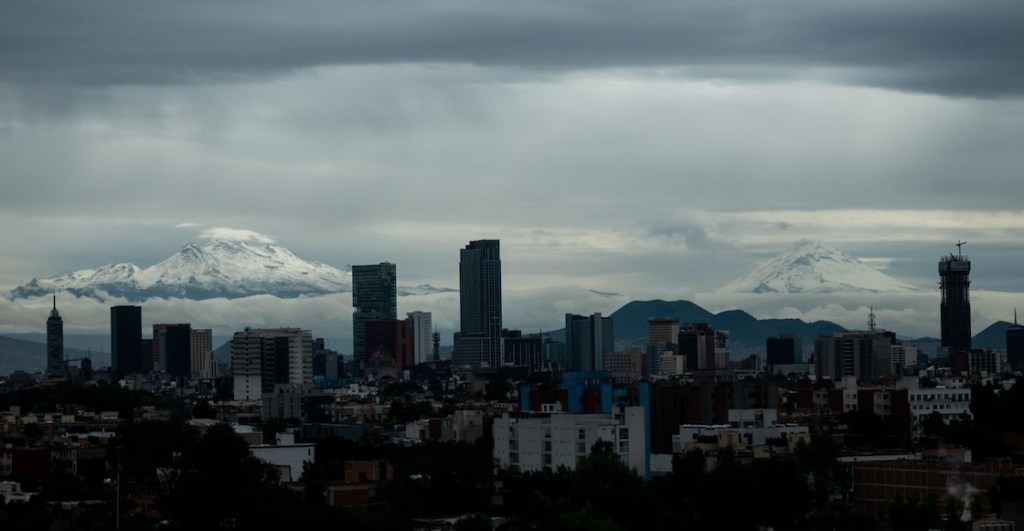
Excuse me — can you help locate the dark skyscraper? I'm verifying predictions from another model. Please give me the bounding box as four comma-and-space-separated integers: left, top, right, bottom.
766, 335, 799, 368
157, 323, 192, 378
1007, 311, 1024, 371
939, 243, 971, 353
565, 313, 614, 372
352, 262, 397, 375
46, 295, 63, 376
454, 239, 502, 367
111, 305, 143, 378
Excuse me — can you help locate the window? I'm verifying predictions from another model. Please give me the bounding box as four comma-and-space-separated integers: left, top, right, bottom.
619, 428, 629, 440
577, 442, 586, 454
578, 429, 586, 440
543, 441, 552, 452
618, 441, 629, 453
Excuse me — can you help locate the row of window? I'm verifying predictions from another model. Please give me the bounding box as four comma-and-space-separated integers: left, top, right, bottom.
910, 393, 969, 402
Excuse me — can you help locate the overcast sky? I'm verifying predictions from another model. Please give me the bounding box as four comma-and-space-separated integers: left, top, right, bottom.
1, 0, 1022, 346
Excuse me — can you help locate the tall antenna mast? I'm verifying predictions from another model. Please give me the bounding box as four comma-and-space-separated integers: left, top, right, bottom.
868, 306, 876, 332
956, 240, 967, 259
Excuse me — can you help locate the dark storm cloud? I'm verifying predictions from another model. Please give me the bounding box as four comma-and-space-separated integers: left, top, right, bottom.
2, 0, 1023, 98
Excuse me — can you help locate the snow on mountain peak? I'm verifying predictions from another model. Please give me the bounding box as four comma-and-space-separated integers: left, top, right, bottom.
717, 240, 919, 294
9, 238, 456, 301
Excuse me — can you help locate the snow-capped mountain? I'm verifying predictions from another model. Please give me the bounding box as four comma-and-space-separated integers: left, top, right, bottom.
717, 240, 919, 294
10, 239, 453, 301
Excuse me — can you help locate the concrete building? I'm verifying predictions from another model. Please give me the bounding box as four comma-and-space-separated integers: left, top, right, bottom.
406, 311, 433, 366
673, 408, 810, 458
231, 328, 313, 402
814, 330, 894, 382
248, 431, 315, 483
352, 262, 397, 376
454, 240, 502, 367
565, 313, 614, 372
890, 343, 918, 375
909, 386, 973, 438
658, 353, 685, 376
493, 405, 648, 478
604, 349, 645, 382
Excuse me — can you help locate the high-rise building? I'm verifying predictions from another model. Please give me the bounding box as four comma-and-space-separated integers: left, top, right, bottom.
1008, 311, 1024, 371
364, 318, 411, 375
154, 323, 191, 377
111, 305, 143, 378
565, 313, 614, 372
502, 329, 545, 369
432, 331, 441, 361
232, 328, 313, 401
352, 262, 397, 376
766, 335, 799, 369
939, 243, 972, 353
677, 324, 728, 371
46, 295, 64, 376
151, 324, 167, 371
454, 240, 502, 367
190, 328, 214, 379
647, 317, 679, 376
407, 311, 433, 366
814, 330, 894, 382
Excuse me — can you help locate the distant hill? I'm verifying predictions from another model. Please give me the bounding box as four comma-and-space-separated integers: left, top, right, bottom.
608, 300, 714, 341
0, 335, 46, 375
973, 321, 1013, 350
549, 299, 845, 359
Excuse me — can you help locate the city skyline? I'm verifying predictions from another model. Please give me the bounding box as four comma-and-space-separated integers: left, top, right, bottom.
0, 1, 1022, 348
1, 236, 1021, 355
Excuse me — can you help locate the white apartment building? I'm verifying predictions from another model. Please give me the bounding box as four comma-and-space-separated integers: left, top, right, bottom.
493, 405, 648, 478
232, 328, 313, 402
674, 409, 810, 455
908, 386, 973, 438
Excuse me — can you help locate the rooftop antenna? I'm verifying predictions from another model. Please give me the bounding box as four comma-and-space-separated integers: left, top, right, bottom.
868, 307, 877, 332
956, 240, 967, 259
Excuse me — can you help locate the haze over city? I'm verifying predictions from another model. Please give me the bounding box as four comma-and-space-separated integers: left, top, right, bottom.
2, 0, 1022, 346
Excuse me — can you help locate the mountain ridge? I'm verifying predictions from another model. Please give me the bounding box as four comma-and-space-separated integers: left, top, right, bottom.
9, 238, 454, 301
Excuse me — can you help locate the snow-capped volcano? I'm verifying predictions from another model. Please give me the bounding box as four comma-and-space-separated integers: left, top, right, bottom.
10, 239, 452, 301
717, 240, 919, 294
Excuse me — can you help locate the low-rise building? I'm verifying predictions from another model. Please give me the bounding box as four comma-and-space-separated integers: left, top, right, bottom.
493, 404, 648, 478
